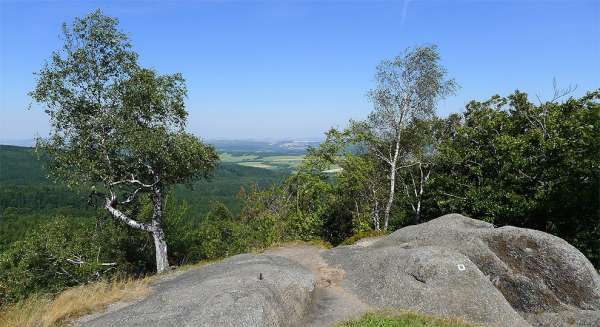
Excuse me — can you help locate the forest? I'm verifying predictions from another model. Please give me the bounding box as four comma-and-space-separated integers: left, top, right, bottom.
0, 10, 598, 314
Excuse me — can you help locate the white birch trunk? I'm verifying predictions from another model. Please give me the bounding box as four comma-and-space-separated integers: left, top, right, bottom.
372, 190, 380, 231
383, 162, 396, 231
151, 185, 170, 274
383, 134, 401, 231
414, 201, 421, 224
412, 164, 430, 224
104, 181, 171, 274
152, 227, 169, 274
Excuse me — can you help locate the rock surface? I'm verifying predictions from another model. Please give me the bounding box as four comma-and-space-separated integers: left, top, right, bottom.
264, 244, 371, 326
77, 254, 315, 327
370, 214, 600, 326
323, 243, 530, 327
75, 214, 600, 327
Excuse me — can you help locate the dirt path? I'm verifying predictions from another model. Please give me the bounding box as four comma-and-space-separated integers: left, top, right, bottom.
264, 244, 371, 327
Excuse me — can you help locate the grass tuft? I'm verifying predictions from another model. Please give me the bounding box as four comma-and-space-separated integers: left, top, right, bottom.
340, 230, 388, 246
338, 310, 476, 327
257, 239, 334, 253
0, 278, 150, 327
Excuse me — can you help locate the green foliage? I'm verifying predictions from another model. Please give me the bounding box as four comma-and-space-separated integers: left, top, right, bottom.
0, 144, 285, 217
0, 145, 50, 185
0, 146, 286, 253
183, 219, 247, 261
165, 199, 244, 264
336, 150, 387, 232
0, 209, 94, 253
204, 201, 234, 221
0, 186, 88, 213
432, 90, 600, 265
0, 145, 96, 228
269, 127, 394, 243
31, 10, 218, 193
173, 163, 287, 214
233, 122, 432, 245
394, 117, 455, 224
0, 216, 150, 306
358, 45, 458, 230
0, 192, 288, 306
234, 140, 366, 244
160, 195, 282, 265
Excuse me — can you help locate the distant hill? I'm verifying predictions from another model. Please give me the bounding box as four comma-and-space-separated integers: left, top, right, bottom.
208, 139, 321, 154
0, 139, 35, 147
0, 138, 321, 154
0, 145, 49, 185
0, 144, 289, 219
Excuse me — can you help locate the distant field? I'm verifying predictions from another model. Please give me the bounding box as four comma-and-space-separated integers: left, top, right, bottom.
219, 152, 304, 170
237, 162, 274, 169
264, 156, 305, 161
219, 153, 260, 162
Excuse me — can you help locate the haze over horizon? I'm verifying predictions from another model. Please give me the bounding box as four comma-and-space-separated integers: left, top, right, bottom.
1, 0, 598, 141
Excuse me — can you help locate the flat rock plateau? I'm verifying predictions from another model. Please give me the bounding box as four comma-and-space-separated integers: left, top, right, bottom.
75, 214, 600, 327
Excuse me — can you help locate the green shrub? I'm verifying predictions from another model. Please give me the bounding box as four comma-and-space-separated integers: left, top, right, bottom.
242, 212, 281, 250
0, 216, 147, 306
165, 200, 283, 265
188, 220, 247, 260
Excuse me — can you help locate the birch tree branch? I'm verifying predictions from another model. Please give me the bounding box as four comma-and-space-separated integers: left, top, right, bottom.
105, 195, 153, 232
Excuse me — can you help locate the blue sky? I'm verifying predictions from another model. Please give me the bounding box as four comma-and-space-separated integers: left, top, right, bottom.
1, 0, 598, 141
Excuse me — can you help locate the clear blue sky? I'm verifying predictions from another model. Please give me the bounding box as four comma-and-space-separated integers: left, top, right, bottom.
1, 0, 598, 141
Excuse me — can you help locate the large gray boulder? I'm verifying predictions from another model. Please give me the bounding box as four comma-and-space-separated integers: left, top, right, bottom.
352, 213, 600, 326
323, 241, 530, 326
78, 254, 315, 327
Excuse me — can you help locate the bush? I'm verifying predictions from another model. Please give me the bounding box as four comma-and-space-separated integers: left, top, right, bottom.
165, 199, 282, 265
0, 216, 152, 306
433, 90, 600, 266
184, 220, 247, 260
0, 193, 293, 308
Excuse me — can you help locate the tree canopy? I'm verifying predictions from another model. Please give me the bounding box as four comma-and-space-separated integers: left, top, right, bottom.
30, 10, 219, 273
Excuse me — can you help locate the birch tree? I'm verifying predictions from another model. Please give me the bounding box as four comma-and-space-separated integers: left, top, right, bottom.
338, 152, 387, 231
362, 45, 457, 230
30, 10, 219, 273
397, 117, 450, 224
316, 128, 388, 232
